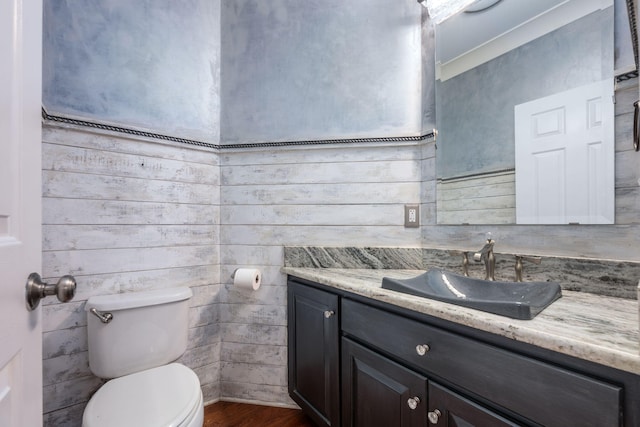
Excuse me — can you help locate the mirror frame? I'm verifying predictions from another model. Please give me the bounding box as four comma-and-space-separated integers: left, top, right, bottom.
433, 0, 638, 226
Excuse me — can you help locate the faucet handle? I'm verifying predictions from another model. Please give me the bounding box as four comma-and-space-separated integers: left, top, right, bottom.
514, 255, 542, 282
515, 255, 542, 265
448, 250, 470, 276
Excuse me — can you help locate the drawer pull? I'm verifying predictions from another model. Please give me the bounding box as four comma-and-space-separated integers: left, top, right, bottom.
416, 344, 430, 356
407, 396, 421, 410
324, 310, 335, 318
428, 409, 442, 424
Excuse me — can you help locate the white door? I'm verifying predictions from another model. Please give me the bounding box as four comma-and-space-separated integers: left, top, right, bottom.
515, 79, 615, 224
0, 1, 44, 426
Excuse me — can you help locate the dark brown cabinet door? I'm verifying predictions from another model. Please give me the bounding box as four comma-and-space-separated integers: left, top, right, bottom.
288, 281, 340, 427
428, 382, 522, 427
342, 338, 428, 427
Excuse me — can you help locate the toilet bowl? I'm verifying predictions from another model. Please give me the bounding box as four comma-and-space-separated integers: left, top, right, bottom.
82, 288, 204, 427
83, 364, 203, 427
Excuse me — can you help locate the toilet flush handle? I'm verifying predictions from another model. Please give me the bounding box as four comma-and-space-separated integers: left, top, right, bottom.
90, 308, 113, 324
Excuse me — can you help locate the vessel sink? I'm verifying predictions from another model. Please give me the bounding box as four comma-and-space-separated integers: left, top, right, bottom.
381, 269, 562, 320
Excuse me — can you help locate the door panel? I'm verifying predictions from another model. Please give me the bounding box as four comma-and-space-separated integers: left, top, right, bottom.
428, 382, 522, 427
287, 281, 340, 427
0, 1, 43, 426
515, 79, 614, 224
342, 338, 427, 427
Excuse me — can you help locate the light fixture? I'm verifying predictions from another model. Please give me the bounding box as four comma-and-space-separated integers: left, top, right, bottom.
464, 0, 502, 13
417, 0, 477, 24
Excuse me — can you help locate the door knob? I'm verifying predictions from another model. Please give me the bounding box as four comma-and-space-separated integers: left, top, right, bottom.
25, 272, 76, 311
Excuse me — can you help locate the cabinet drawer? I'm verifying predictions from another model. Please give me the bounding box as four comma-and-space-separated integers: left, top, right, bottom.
342, 299, 622, 427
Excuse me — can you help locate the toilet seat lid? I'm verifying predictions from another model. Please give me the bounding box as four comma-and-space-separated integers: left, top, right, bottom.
83, 363, 201, 427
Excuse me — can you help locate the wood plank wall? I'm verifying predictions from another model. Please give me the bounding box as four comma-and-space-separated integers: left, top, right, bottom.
614, 77, 640, 224
41, 125, 221, 426
218, 143, 424, 404
437, 171, 516, 225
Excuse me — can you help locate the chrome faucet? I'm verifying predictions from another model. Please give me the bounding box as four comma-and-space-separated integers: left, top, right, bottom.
473, 234, 495, 281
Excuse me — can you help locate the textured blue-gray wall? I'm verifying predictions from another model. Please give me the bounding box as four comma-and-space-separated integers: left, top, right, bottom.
220, 0, 432, 144
436, 8, 614, 179
421, 11, 437, 133
43, 0, 221, 143
614, 0, 635, 73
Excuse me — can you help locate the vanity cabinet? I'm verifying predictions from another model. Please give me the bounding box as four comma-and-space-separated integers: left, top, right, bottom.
342, 333, 522, 427
342, 299, 621, 427
288, 277, 636, 427
287, 281, 340, 427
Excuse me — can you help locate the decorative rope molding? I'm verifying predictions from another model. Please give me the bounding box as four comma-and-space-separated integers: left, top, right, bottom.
42, 108, 220, 149
616, 70, 639, 82
438, 168, 515, 183
42, 108, 435, 150
222, 133, 435, 150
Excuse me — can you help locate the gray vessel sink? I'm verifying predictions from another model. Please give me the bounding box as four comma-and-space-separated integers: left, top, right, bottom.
381, 269, 562, 320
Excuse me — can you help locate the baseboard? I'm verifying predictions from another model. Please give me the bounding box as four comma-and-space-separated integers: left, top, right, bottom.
215, 397, 300, 410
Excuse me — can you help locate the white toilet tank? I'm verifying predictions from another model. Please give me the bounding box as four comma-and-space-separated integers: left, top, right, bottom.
85, 287, 192, 379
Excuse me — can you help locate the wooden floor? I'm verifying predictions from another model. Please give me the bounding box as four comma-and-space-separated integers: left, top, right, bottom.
204, 401, 316, 427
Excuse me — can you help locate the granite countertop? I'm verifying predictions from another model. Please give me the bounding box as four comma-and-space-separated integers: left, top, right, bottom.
283, 267, 640, 376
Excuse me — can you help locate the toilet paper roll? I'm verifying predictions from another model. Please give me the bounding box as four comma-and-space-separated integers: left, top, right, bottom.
233, 268, 262, 290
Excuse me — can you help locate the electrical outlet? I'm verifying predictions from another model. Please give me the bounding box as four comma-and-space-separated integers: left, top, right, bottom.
404, 204, 419, 228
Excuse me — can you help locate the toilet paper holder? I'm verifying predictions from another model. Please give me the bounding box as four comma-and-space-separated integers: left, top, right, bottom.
231, 268, 262, 290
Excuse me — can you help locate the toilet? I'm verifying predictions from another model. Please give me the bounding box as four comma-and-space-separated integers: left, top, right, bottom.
82, 287, 204, 427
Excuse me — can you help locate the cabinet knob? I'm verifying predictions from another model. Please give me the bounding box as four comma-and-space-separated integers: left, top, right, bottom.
407, 396, 421, 410
427, 409, 442, 424
416, 344, 430, 356
323, 310, 335, 318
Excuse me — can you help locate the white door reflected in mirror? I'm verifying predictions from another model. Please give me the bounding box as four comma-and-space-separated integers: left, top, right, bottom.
514, 79, 615, 224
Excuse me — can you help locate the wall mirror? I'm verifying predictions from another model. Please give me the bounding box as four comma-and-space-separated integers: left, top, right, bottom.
434, 0, 636, 225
